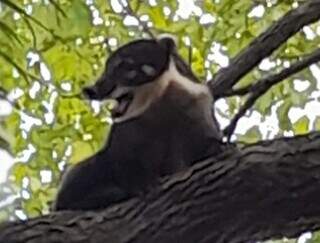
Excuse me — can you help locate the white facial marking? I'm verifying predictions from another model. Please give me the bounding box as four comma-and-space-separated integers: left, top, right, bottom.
141, 64, 156, 76
113, 58, 211, 123
126, 70, 137, 79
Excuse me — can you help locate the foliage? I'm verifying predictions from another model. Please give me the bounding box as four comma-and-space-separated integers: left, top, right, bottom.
0, 0, 319, 242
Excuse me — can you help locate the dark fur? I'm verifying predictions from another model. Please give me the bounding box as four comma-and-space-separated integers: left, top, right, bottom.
54, 82, 222, 210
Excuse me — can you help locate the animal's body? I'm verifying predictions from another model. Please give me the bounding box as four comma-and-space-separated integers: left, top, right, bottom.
54, 37, 222, 211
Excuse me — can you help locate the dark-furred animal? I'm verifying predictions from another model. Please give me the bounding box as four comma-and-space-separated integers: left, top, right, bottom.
54, 36, 223, 211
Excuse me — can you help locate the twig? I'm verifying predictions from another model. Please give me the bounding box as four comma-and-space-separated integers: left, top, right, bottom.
119, 0, 155, 38
0, 20, 23, 46
0, 87, 44, 119
1, 0, 52, 32
48, 0, 67, 18
0, 88, 19, 112
23, 18, 37, 49
188, 45, 192, 68
0, 87, 7, 97
217, 85, 252, 98
0, 51, 29, 84
208, 0, 320, 98
1, 0, 65, 43
0, 50, 41, 84
224, 48, 320, 141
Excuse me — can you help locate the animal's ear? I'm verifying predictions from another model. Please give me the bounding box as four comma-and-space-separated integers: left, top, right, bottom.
157, 34, 177, 53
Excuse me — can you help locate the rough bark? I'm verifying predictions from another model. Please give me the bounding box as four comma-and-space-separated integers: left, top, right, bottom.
209, 0, 320, 97
1, 1, 320, 242
1, 132, 320, 243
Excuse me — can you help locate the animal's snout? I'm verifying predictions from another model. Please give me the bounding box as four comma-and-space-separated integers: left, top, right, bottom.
83, 86, 99, 100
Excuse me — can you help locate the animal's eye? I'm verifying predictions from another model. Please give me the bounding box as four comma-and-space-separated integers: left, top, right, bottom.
112, 58, 123, 68
125, 58, 135, 65
125, 70, 138, 79
141, 64, 156, 76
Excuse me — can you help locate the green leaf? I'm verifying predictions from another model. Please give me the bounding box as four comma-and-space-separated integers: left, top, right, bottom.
237, 126, 262, 144
69, 140, 95, 164
314, 117, 320, 131
277, 101, 292, 131
10, 163, 28, 185
0, 20, 23, 46
226, 97, 242, 117
312, 231, 320, 243
293, 116, 309, 135
254, 90, 273, 116
191, 47, 205, 78
148, 7, 167, 28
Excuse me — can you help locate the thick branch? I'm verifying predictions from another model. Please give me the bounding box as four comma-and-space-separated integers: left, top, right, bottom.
209, 0, 320, 97
1, 132, 320, 243
224, 48, 320, 139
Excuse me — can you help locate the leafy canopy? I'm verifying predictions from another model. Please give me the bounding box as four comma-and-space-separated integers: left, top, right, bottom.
0, 3, 319, 243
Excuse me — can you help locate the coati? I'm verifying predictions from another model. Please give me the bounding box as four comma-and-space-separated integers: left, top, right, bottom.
54, 36, 223, 210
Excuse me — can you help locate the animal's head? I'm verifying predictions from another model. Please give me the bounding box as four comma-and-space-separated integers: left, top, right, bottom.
83, 36, 198, 122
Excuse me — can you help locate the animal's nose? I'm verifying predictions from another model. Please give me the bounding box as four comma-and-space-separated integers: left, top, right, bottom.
83, 87, 99, 100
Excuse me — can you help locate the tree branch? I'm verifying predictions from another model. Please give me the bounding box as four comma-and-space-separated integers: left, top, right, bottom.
223, 48, 320, 140
48, 0, 67, 18
0, 87, 17, 110
0, 87, 42, 119
218, 85, 252, 98
208, 0, 320, 97
2, 2, 320, 243
1, 132, 320, 243
1, 0, 52, 33
23, 18, 37, 49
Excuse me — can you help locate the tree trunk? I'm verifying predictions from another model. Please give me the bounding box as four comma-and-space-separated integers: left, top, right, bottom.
1, 132, 320, 243
1, 1, 320, 242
